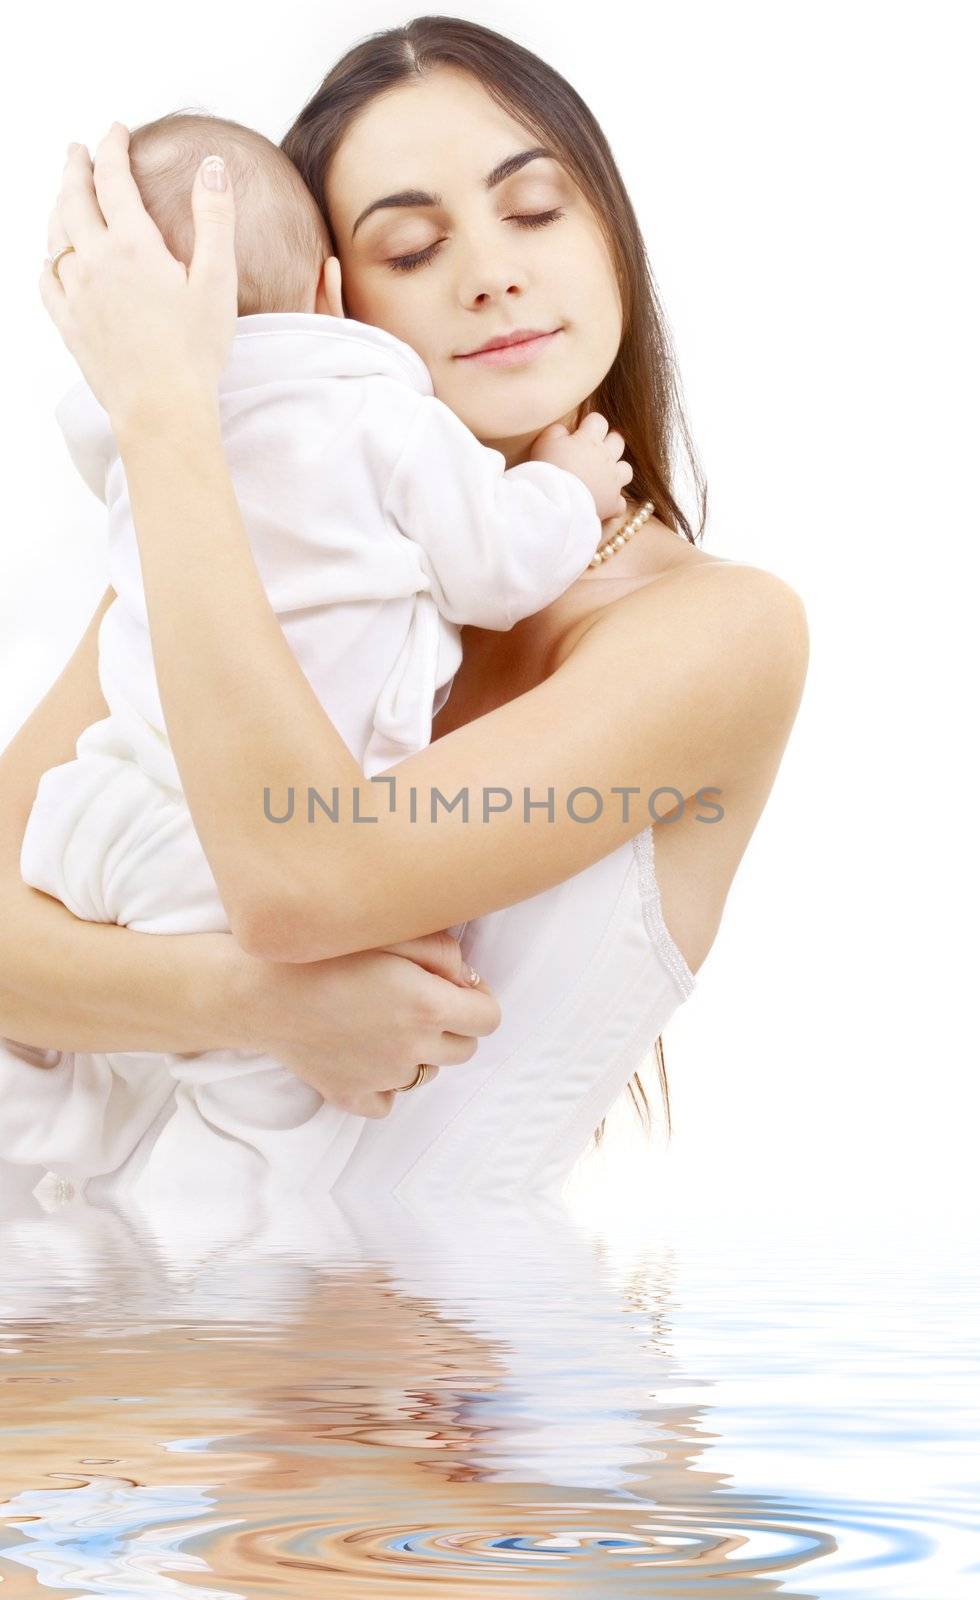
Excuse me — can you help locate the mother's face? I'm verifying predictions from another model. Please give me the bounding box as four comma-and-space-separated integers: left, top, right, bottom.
324, 68, 623, 465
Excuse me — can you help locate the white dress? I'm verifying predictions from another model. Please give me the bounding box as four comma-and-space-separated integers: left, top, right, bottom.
331, 823, 696, 1206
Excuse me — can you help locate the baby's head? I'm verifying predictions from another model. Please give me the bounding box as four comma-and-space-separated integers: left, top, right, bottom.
129, 110, 333, 315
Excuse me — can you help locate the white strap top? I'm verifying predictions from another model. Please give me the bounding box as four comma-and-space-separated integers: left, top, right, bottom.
332, 822, 695, 1206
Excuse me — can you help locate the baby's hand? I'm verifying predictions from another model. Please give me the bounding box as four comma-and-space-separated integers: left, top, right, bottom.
529, 412, 633, 522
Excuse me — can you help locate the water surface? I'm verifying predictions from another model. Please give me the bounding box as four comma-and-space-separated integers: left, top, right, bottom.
0, 1179, 976, 1597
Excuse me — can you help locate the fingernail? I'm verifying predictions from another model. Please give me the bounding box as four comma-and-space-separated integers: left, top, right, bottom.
463, 964, 481, 986
66, 142, 78, 157
201, 155, 226, 191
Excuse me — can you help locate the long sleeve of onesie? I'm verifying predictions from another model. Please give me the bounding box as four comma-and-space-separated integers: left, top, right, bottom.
382, 395, 601, 633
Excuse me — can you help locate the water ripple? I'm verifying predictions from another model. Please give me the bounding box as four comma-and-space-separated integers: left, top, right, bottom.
0, 1194, 976, 1597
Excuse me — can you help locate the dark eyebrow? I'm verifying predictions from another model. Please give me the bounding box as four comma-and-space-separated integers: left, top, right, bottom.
349, 146, 555, 241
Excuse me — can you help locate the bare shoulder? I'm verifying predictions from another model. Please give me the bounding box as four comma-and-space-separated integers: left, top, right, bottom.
547, 507, 803, 658
569, 554, 810, 754
584, 547, 805, 656
537, 536, 809, 976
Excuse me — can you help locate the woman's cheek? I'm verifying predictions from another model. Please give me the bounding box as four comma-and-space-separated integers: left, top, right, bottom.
333, 266, 378, 324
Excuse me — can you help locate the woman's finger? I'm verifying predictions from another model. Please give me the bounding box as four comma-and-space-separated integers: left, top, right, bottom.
418, 969, 502, 1038
92, 123, 153, 235
426, 1031, 478, 1066
392, 1061, 443, 1090
0, 1038, 63, 1070
58, 145, 107, 248
367, 1060, 446, 1118
188, 155, 238, 305
45, 203, 78, 287
38, 260, 69, 334
46, 205, 71, 255
357, 1090, 402, 1120
383, 930, 476, 986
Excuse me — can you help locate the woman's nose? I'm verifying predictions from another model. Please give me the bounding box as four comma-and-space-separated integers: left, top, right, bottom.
470, 279, 523, 307
455, 248, 529, 309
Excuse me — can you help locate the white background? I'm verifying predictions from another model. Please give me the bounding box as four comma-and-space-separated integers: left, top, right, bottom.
1, 2, 976, 1239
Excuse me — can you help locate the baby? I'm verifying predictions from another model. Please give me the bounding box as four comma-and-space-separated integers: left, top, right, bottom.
2, 111, 630, 1204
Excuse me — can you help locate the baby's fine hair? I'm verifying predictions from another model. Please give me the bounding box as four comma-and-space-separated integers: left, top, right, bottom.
129, 110, 332, 315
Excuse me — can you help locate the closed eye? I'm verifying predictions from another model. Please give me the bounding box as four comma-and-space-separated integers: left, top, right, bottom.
386, 208, 566, 274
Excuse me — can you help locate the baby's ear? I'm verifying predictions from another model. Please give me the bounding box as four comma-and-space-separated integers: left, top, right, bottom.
326, 256, 345, 318
317, 255, 345, 319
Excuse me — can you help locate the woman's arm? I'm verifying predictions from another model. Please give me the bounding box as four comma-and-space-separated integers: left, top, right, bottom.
0, 585, 255, 1052
42, 130, 809, 966
119, 406, 807, 965
0, 587, 500, 1110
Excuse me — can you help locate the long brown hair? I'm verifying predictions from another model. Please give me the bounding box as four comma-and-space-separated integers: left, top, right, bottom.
281, 15, 708, 1148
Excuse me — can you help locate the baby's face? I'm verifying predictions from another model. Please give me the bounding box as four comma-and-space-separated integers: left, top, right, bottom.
323, 67, 622, 463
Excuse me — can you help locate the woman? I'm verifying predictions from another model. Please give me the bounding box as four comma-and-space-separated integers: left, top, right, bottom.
2, 18, 806, 1202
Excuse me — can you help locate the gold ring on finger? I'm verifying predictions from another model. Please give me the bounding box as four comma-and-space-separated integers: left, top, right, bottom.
394, 1062, 433, 1093
47, 244, 76, 284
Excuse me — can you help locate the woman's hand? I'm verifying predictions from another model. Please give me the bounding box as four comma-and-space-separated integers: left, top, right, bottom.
235, 931, 500, 1121
39, 124, 238, 428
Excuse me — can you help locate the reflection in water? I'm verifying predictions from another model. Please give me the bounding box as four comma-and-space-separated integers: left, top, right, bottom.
0, 1177, 975, 1597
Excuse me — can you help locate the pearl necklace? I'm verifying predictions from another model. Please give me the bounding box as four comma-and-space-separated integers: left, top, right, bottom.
587, 499, 656, 569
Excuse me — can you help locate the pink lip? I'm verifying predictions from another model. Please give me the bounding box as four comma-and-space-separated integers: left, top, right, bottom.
455, 328, 563, 367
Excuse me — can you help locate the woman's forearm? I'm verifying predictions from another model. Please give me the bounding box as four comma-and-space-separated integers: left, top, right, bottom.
113, 392, 797, 971
115, 389, 371, 947
0, 872, 255, 1054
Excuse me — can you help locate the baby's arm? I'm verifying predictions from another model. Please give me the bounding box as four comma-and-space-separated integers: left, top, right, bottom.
382, 397, 633, 632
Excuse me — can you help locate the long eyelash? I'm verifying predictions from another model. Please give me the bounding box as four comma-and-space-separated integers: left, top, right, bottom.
388, 242, 440, 274
387, 208, 566, 274
517, 208, 565, 230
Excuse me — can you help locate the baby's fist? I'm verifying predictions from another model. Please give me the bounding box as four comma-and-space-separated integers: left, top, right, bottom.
530, 413, 633, 522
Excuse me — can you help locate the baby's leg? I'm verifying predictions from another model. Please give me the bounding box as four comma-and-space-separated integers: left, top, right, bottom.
13, 749, 359, 1198
3, 753, 225, 1185
0, 1036, 176, 1181
20, 752, 227, 933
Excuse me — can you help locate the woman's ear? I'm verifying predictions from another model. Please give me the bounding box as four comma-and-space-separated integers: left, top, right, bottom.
315, 255, 346, 319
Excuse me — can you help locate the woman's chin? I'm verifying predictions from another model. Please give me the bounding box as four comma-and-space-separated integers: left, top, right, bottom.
448, 396, 576, 451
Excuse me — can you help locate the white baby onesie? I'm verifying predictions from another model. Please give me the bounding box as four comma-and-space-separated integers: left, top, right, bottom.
6, 310, 601, 1200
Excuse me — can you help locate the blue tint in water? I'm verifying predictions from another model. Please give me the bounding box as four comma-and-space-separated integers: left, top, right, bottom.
0, 1186, 976, 1598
